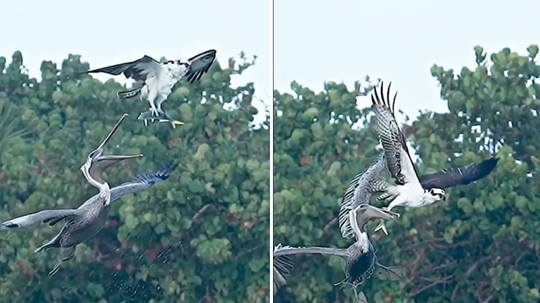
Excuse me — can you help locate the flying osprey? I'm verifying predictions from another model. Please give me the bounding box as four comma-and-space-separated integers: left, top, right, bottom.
83, 49, 217, 121
369, 82, 499, 235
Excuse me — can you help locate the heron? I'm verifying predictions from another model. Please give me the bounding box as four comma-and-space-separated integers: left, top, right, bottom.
0, 114, 176, 276
274, 209, 401, 301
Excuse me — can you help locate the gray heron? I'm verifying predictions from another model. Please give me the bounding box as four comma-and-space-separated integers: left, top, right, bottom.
273, 155, 404, 302
0, 114, 176, 276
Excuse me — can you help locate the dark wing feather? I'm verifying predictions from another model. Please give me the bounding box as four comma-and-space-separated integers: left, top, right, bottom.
419, 157, 499, 190
85, 55, 160, 82
109, 163, 177, 202
185, 49, 217, 83
371, 82, 419, 185
79, 163, 177, 208
273, 244, 294, 295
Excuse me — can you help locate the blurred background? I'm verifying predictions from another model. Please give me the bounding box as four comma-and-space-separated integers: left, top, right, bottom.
274, 1, 540, 302
0, 1, 271, 302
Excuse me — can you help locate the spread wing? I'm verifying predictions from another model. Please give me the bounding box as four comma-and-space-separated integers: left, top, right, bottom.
419, 157, 499, 190
339, 153, 386, 239
80, 163, 177, 208
371, 82, 419, 186
0, 209, 78, 229
273, 244, 348, 258
85, 55, 162, 82
185, 49, 216, 83
273, 244, 294, 295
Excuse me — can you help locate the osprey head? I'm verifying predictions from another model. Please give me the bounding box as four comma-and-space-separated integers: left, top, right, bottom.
165, 59, 189, 77
428, 188, 446, 201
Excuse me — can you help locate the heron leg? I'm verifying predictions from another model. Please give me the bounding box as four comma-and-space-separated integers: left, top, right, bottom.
48, 246, 76, 277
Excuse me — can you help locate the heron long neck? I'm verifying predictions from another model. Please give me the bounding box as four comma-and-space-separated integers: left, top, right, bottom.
98, 182, 112, 205
349, 209, 369, 252
85, 172, 112, 205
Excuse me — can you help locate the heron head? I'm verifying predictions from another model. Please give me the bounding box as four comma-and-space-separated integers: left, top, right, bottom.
428, 188, 446, 201
80, 114, 129, 185
80, 149, 103, 175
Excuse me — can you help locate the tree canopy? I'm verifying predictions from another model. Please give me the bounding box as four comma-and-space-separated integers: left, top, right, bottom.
273, 45, 539, 303
0, 51, 270, 303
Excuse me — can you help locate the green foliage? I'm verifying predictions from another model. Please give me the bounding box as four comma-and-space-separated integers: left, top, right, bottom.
274, 46, 539, 303
0, 51, 270, 303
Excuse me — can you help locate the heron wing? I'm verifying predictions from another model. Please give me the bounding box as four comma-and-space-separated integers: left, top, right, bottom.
273, 244, 348, 258
339, 153, 386, 239
0, 209, 78, 229
79, 163, 177, 208
273, 244, 294, 295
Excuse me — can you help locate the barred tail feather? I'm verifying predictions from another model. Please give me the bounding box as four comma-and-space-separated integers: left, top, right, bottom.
368, 179, 399, 202
118, 87, 142, 99
368, 179, 390, 193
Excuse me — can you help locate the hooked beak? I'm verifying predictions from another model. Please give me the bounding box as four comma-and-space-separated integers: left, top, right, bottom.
95, 114, 128, 151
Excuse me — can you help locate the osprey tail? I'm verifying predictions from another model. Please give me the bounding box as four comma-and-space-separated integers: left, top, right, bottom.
368, 179, 399, 202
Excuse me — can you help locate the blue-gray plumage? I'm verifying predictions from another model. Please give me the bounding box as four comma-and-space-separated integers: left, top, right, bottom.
273, 204, 402, 300
273, 157, 404, 301
338, 152, 399, 238
0, 114, 176, 276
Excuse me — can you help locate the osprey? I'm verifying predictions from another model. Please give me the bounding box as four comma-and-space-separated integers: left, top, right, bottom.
369, 82, 499, 235
83, 49, 217, 123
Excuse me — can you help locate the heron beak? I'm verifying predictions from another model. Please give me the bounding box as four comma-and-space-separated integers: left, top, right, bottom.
361, 205, 400, 221
97, 154, 143, 162
96, 114, 128, 151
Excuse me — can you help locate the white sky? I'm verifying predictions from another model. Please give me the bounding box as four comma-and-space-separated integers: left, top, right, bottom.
275, 0, 540, 122
0, 0, 271, 125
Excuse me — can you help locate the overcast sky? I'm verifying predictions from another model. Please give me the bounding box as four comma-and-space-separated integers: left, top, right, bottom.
0, 0, 271, 124
274, 0, 540, 122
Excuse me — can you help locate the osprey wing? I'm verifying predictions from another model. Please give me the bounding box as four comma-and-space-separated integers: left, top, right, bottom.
185, 49, 217, 83
371, 82, 419, 186
419, 157, 498, 190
